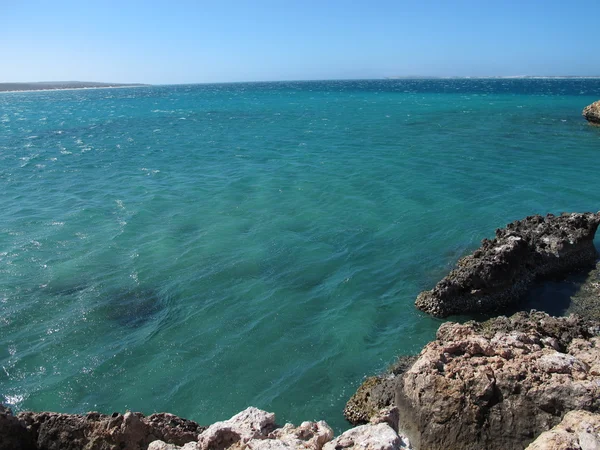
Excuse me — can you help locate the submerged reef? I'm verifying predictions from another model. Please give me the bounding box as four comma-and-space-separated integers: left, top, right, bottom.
583, 100, 600, 124
416, 212, 600, 317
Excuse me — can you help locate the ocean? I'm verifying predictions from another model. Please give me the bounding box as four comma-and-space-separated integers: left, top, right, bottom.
1, 79, 599, 431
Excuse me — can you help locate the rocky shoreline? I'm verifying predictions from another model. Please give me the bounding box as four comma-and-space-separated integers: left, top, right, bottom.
2, 211, 600, 449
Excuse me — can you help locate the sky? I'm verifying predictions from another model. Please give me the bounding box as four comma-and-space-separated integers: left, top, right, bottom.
1, 0, 599, 84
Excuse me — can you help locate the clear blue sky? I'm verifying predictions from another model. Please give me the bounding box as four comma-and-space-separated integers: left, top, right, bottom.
1, 0, 598, 84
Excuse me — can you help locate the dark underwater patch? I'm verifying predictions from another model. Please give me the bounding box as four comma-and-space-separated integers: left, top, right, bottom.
101, 287, 165, 328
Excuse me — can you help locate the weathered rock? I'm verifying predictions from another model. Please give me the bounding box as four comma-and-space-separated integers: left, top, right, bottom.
344, 356, 416, 425
261, 420, 334, 449
416, 212, 600, 317
148, 442, 197, 450
0, 404, 36, 450
150, 409, 334, 450
322, 423, 410, 450
396, 311, 600, 450
11, 409, 203, 450
196, 407, 277, 450
368, 407, 401, 434
583, 100, 600, 124
525, 410, 600, 449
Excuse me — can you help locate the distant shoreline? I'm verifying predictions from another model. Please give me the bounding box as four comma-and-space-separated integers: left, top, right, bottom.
0, 82, 149, 93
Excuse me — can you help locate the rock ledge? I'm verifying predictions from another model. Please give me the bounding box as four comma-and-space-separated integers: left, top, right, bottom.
416, 212, 600, 317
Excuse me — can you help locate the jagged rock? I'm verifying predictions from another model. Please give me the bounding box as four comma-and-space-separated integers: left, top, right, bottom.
344, 356, 416, 425
583, 100, 600, 124
260, 420, 333, 449
196, 407, 277, 450
322, 423, 410, 450
369, 407, 400, 434
396, 311, 600, 450
149, 409, 333, 450
0, 404, 36, 450
10, 409, 202, 450
416, 212, 600, 317
525, 410, 600, 449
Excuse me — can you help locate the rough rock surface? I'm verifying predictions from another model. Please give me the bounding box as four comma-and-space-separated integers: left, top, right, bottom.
344, 356, 416, 425
1, 408, 203, 450
257, 420, 334, 449
195, 407, 277, 449
323, 423, 409, 450
149, 407, 410, 450
0, 404, 36, 450
525, 410, 600, 450
415, 212, 600, 317
583, 100, 600, 124
396, 311, 600, 450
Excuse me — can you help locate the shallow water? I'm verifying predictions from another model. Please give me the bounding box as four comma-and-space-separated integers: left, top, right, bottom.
1, 79, 599, 430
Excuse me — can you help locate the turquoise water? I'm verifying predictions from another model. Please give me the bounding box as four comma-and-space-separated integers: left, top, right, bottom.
1, 79, 599, 430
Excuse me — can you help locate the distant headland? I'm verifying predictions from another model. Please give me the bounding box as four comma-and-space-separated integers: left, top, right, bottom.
0, 81, 149, 92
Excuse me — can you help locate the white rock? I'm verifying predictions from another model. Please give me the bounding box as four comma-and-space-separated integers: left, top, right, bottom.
537, 352, 587, 374
197, 407, 276, 450
147, 441, 198, 450
323, 423, 408, 450
264, 420, 334, 449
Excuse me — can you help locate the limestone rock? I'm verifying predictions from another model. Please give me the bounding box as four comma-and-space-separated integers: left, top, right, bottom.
369, 407, 400, 433
322, 423, 410, 450
583, 100, 600, 124
148, 442, 196, 450
196, 407, 276, 450
526, 410, 600, 449
416, 212, 600, 317
13, 409, 202, 450
396, 311, 600, 450
149, 410, 333, 450
261, 420, 333, 449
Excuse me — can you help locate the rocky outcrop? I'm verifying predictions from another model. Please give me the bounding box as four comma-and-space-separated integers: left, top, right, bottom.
396, 311, 600, 450
583, 100, 600, 124
2, 403, 411, 450
344, 357, 416, 425
416, 212, 600, 317
0, 405, 36, 450
525, 410, 600, 450
148, 407, 411, 450
0, 408, 203, 450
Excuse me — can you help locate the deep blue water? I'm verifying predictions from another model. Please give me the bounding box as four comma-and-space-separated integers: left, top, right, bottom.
0, 79, 599, 430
